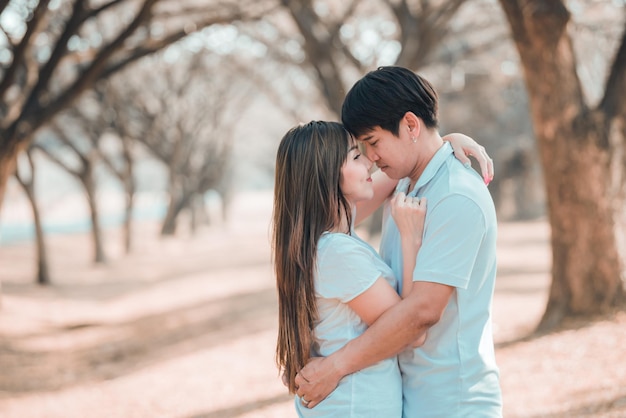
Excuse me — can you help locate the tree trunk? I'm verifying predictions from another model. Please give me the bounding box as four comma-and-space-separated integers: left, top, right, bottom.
161, 198, 181, 236
498, 0, 626, 331
0, 137, 23, 306
123, 187, 134, 254
0, 136, 21, 213
190, 194, 199, 234
15, 151, 51, 285
81, 167, 107, 264
539, 120, 624, 330
161, 193, 192, 236
23, 182, 50, 285
161, 171, 193, 236
161, 179, 180, 236
122, 137, 135, 254
33, 194, 50, 285
161, 201, 178, 236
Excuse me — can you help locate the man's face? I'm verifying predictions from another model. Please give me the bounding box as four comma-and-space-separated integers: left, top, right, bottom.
356, 126, 415, 180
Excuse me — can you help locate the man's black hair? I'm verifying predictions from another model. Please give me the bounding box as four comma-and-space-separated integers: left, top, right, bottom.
341, 66, 439, 138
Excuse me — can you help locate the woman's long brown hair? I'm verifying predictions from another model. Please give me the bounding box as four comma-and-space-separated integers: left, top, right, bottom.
272, 121, 352, 393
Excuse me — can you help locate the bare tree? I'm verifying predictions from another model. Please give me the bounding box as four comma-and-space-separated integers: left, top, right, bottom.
0, 0, 275, 209
107, 51, 250, 235
66, 88, 137, 254
13, 147, 50, 284
248, 0, 468, 116
11, 87, 139, 283
99, 114, 136, 254
0, 0, 275, 302
32, 121, 108, 263
498, 0, 626, 330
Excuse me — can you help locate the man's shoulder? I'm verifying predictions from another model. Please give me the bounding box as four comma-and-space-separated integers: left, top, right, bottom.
430, 161, 496, 220
445, 155, 484, 185
441, 158, 491, 199
427, 159, 481, 197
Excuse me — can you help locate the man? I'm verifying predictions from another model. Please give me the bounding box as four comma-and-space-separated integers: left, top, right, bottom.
295, 66, 502, 417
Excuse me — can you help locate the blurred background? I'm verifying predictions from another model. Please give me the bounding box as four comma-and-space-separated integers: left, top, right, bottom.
0, 0, 625, 417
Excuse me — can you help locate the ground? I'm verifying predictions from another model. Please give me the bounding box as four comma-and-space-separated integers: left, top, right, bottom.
0, 191, 625, 418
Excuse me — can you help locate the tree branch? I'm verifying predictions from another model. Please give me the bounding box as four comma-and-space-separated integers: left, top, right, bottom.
34, 0, 158, 127
82, 0, 127, 22
282, 0, 347, 115
328, 0, 363, 72
392, 0, 464, 68
99, 28, 189, 79
21, 0, 87, 117
498, 0, 531, 49
31, 140, 82, 179
154, 0, 278, 21
0, 0, 51, 104
13, 148, 33, 187
49, 122, 91, 168
432, 0, 465, 25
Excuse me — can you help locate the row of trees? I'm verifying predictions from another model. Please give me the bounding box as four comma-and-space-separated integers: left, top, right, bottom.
14, 49, 248, 284
0, 0, 270, 287
0, 0, 624, 331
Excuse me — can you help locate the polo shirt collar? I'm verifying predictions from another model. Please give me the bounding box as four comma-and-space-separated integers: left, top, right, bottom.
409, 141, 452, 196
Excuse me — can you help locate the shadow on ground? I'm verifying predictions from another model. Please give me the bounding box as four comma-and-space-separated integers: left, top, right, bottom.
0, 286, 278, 396
185, 393, 293, 418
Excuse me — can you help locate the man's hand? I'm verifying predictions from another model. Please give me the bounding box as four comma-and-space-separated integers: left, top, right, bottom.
294, 356, 342, 409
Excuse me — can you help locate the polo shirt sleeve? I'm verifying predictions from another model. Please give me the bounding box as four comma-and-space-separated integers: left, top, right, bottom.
316, 235, 382, 302
413, 194, 486, 289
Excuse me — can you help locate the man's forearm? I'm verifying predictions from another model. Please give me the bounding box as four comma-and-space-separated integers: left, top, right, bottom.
331, 296, 428, 377
295, 284, 449, 408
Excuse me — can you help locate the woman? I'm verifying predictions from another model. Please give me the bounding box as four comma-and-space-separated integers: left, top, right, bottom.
272, 121, 491, 416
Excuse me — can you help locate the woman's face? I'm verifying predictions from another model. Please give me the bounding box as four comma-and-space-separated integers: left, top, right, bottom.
340, 142, 374, 205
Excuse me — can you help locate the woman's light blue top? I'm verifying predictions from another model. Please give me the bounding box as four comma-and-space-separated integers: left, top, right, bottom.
295, 232, 402, 418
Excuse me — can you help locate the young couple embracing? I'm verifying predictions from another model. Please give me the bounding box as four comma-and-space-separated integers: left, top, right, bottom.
273, 66, 502, 418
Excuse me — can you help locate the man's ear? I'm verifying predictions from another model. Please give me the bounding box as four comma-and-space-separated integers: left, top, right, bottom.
403, 111, 421, 138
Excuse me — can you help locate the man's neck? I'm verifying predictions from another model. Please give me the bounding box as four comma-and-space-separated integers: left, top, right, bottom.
408, 132, 444, 192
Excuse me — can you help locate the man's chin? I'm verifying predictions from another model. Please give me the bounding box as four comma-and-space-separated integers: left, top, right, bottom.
381, 167, 400, 179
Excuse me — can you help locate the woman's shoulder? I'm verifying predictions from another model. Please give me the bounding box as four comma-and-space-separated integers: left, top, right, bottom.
318, 232, 373, 261
318, 232, 360, 248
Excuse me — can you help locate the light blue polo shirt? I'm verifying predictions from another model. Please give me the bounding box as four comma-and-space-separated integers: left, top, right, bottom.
379, 142, 502, 417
